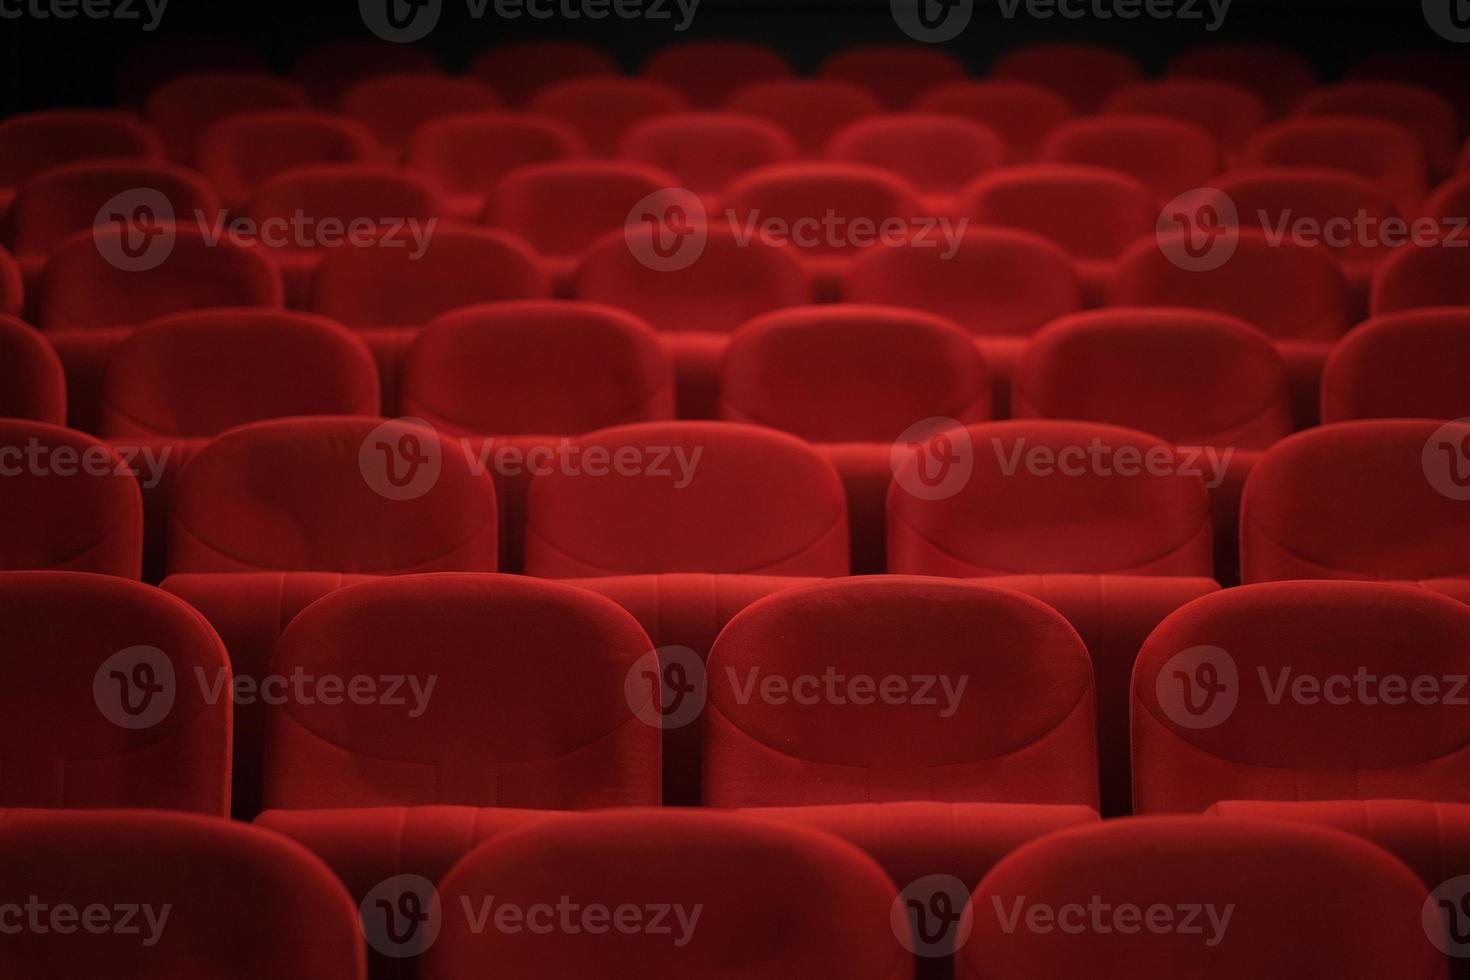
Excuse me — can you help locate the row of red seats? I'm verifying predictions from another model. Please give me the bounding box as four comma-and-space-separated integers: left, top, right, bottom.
3, 808, 1453, 978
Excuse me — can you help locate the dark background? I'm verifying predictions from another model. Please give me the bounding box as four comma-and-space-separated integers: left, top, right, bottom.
0, 0, 1460, 112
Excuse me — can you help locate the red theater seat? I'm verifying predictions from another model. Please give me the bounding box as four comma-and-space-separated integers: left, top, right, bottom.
0, 421, 142, 577
1039, 116, 1220, 201
574, 224, 811, 418
422, 811, 907, 980
704, 577, 1098, 808
827, 113, 1007, 207
144, 71, 310, 163
1373, 237, 1470, 314
1297, 82, 1460, 176
1242, 116, 1430, 214
726, 79, 884, 155
339, 72, 501, 153
1322, 309, 1470, 422
484, 160, 674, 281
523, 421, 848, 578
0, 111, 162, 216
529, 78, 687, 155
963, 165, 1155, 302
1167, 44, 1319, 116
620, 112, 796, 197
641, 42, 791, 107
0, 314, 64, 424
197, 110, 378, 209
916, 81, 1074, 162
0, 810, 365, 979
7, 160, 221, 280
402, 301, 673, 570
720, 304, 989, 572
0, 572, 229, 813
405, 113, 585, 221
469, 41, 618, 108
263, 574, 659, 809
0, 245, 18, 316
1241, 419, 1470, 586
991, 44, 1143, 113
1104, 80, 1268, 154
245, 164, 442, 306
1423, 172, 1470, 224
819, 45, 966, 109
1134, 581, 1470, 812
846, 227, 1083, 414
289, 39, 440, 105
957, 817, 1442, 979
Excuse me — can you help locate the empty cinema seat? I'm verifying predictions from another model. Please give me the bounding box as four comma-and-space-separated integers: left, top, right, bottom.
619, 113, 796, 198
144, 71, 309, 163
244, 163, 443, 306
529, 78, 687, 155
991, 43, 1143, 113
1321, 308, 1470, 422
1103, 79, 1268, 154
1167, 43, 1320, 116
1038, 116, 1220, 201
704, 576, 1098, 807
0, 110, 162, 214
0, 314, 65, 424
288, 38, 440, 105
916, 81, 1074, 162
0, 572, 229, 812
1241, 419, 1470, 589
263, 574, 660, 809
6, 160, 221, 279
1373, 240, 1470, 314
1296, 82, 1460, 176
962, 165, 1156, 300
421, 810, 907, 980
469, 41, 617, 108
405, 112, 585, 220
725, 79, 883, 155
720, 304, 989, 572
1241, 116, 1430, 214
339, 72, 501, 153
956, 817, 1442, 979
826, 113, 1007, 208
0, 810, 365, 979
523, 421, 848, 578
401, 300, 674, 571
818, 45, 966, 109
0, 421, 141, 576
641, 42, 791, 107
196, 110, 378, 209
485, 160, 675, 281
1133, 581, 1470, 812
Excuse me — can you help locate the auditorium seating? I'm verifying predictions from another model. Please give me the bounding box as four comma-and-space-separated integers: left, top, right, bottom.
0, 810, 365, 979
0, 313, 65, 424
1241, 419, 1470, 590
1296, 82, 1460, 176
726, 79, 883, 154
405, 112, 586, 220
1038, 116, 1220, 201
958, 817, 1443, 979
620, 112, 797, 198
641, 42, 791, 107
1133, 581, 1470, 812
339, 73, 501, 153
263, 574, 660, 809
196, 110, 379, 209
1103, 79, 1268, 154
991, 43, 1143, 113
1167, 43, 1319, 115
289, 39, 440, 105
916, 81, 1074, 162
827, 114, 1006, 208
1373, 239, 1470, 313
529, 78, 687, 155
0, 421, 142, 577
145, 71, 310, 162
818, 45, 966, 108
0, 110, 162, 216
1321, 308, 1470, 422
469, 41, 618, 108
1242, 116, 1431, 214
